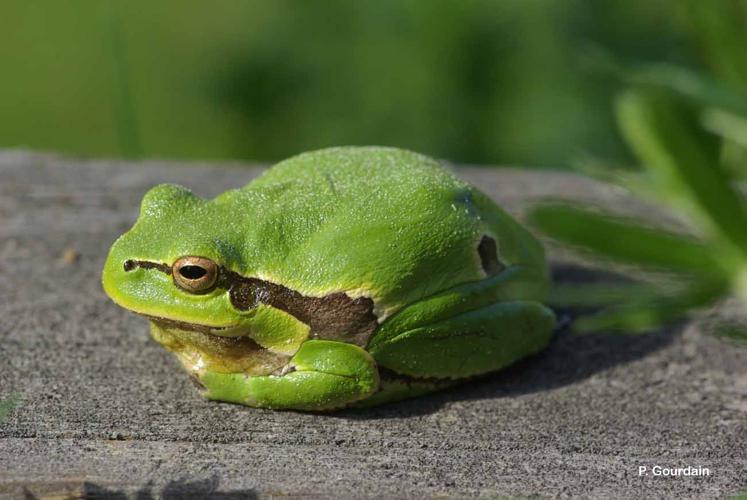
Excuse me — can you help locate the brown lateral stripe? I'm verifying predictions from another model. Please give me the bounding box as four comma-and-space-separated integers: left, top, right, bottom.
124, 259, 172, 274
226, 271, 378, 347
124, 259, 378, 346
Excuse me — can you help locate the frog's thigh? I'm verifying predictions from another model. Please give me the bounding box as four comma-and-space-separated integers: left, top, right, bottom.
198, 339, 379, 411
368, 301, 555, 379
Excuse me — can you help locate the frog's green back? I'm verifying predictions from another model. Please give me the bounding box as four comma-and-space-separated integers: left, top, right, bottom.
118, 146, 547, 319
229, 147, 546, 316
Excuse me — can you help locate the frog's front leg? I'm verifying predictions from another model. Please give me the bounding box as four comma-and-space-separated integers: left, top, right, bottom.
196, 340, 379, 411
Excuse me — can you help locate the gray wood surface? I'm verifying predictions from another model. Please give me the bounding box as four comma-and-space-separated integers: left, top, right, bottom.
0, 150, 745, 499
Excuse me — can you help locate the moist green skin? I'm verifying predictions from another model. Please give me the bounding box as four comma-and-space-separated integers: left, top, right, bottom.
102, 146, 555, 411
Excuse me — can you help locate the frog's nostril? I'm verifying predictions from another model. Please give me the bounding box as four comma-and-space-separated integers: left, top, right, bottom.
123, 260, 135, 272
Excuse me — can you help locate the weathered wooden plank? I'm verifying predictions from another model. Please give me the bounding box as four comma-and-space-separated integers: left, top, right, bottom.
0, 151, 745, 498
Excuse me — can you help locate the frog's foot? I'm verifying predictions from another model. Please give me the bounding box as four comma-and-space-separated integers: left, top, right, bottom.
367, 300, 555, 380
195, 339, 379, 411
351, 369, 458, 408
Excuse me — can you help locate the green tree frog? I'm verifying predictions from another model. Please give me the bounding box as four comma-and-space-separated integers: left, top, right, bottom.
102, 147, 555, 411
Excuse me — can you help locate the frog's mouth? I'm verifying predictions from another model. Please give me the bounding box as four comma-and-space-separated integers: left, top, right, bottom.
141, 313, 246, 337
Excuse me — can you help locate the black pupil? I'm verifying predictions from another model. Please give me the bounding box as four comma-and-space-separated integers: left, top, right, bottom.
180, 265, 207, 280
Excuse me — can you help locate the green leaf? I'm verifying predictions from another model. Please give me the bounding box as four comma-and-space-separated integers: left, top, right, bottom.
529, 203, 723, 275
701, 107, 747, 149
701, 108, 747, 181
580, 46, 747, 115
627, 64, 747, 116
681, 0, 747, 90
571, 153, 676, 207
573, 281, 725, 333
571, 152, 642, 186
548, 282, 663, 309
616, 89, 747, 252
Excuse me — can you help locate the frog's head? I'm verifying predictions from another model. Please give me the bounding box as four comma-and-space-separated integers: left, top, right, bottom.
102, 184, 250, 336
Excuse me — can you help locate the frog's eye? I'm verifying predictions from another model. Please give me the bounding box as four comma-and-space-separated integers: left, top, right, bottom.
172, 256, 218, 293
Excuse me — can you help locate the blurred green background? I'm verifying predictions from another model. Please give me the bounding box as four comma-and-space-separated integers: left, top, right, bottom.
0, 0, 742, 166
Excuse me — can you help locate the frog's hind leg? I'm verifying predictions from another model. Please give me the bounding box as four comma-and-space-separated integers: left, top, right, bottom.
368, 300, 554, 381
367, 268, 556, 382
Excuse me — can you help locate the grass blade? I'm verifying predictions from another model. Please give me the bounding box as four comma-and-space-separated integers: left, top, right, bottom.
548, 282, 665, 309
529, 203, 722, 274
580, 45, 747, 115
628, 64, 747, 116
616, 89, 747, 251
574, 281, 725, 333
701, 107, 747, 149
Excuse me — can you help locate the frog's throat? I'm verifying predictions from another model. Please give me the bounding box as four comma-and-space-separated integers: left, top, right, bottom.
125, 259, 379, 347
149, 320, 287, 376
